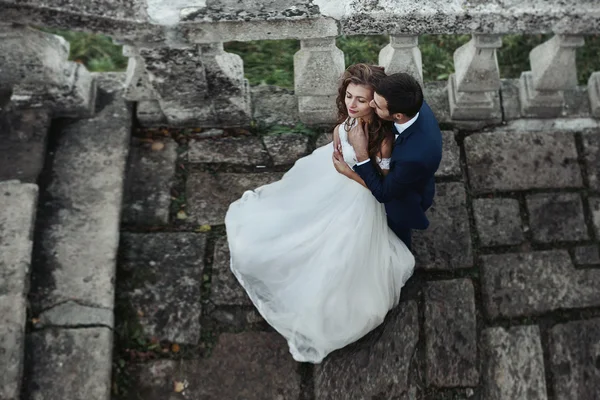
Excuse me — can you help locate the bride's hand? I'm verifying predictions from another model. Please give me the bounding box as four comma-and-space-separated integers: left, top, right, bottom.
348, 119, 369, 162
332, 149, 352, 176
333, 133, 342, 153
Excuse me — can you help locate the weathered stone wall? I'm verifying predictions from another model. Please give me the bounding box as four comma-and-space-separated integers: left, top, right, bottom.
2, 0, 600, 46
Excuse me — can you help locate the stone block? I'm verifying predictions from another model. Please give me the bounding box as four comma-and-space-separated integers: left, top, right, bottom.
263, 134, 310, 165
413, 182, 473, 270
131, 332, 300, 399
0, 108, 50, 183
122, 137, 178, 226
464, 131, 582, 194
315, 301, 419, 399
530, 35, 583, 91
38, 301, 113, 329
589, 197, 600, 237
209, 308, 266, 330
589, 72, 600, 118
118, 233, 206, 345
424, 81, 494, 131
561, 86, 592, 118
123, 54, 156, 101
436, 130, 461, 178
519, 71, 563, 118
0, 294, 26, 400
211, 236, 251, 306
582, 130, 600, 192
136, 100, 167, 127
481, 250, 600, 319
500, 79, 522, 120
29, 73, 131, 314
424, 279, 478, 387
179, 1, 321, 23
573, 245, 600, 265
250, 85, 299, 127
12, 60, 97, 119
473, 198, 524, 246
526, 193, 588, 242
0, 181, 37, 399
550, 318, 600, 400
188, 136, 269, 165
424, 81, 451, 125
315, 132, 333, 148
182, 17, 339, 43
24, 327, 113, 400
448, 75, 502, 121
186, 171, 283, 225
0, 181, 38, 296
294, 38, 344, 125
379, 35, 423, 84
481, 326, 547, 400
0, 26, 69, 83
140, 46, 208, 103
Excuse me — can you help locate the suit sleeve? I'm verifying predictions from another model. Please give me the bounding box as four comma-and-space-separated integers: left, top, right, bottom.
354, 159, 427, 203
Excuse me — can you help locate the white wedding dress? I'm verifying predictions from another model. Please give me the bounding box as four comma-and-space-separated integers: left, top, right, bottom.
225, 121, 415, 363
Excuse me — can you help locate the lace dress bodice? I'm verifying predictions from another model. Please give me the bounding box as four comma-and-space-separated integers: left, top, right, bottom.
338, 120, 391, 170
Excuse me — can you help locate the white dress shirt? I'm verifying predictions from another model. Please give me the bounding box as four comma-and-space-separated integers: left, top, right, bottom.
355, 112, 420, 166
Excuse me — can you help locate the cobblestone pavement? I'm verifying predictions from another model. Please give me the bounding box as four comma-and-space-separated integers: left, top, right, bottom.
116, 121, 600, 400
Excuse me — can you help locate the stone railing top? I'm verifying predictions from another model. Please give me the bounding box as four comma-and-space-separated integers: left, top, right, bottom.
2, 0, 600, 45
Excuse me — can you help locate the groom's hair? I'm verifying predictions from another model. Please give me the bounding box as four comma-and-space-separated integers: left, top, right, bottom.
375, 73, 423, 118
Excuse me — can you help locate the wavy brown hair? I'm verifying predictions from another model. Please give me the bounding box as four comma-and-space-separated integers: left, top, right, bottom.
336, 63, 392, 173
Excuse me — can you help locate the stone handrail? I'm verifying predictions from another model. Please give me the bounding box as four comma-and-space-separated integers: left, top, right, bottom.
1, 0, 600, 127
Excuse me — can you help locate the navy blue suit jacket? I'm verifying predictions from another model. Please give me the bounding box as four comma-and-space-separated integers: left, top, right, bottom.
354, 101, 442, 237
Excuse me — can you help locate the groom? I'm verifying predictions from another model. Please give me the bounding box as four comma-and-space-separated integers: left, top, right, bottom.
335, 72, 442, 249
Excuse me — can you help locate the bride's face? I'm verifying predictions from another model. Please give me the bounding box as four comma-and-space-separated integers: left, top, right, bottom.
345, 83, 374, 120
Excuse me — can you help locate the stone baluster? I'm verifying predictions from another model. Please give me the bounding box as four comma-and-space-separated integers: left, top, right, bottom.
122, 45, 166, 126
294, 38, 345, 125
448, 34, 502, 121
589, 72, 600, 118
519, 34, 585, 117
379, 35, 423, 85
131, 42, 250, 127
0, 25, 95, 117
200, 42, 251, 127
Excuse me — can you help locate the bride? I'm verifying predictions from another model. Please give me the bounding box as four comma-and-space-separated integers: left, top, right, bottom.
225, 64, 415, 363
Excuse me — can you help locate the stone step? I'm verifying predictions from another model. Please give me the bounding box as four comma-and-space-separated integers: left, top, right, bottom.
23, 72, 132, 400
0, 180, 38, 400
0, 107, 51, 183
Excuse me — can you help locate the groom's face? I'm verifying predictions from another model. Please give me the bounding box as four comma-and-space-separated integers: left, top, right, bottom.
370, 93, 393, 121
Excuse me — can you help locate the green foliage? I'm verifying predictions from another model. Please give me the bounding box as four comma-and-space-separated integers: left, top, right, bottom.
42, 28, 128, 72
497, 34, 550, 78
419, 34, 471, 81
225, 39, 299, 88
264, 123, 319, 136
337, 35, 389, 66
576, 35, 600, 84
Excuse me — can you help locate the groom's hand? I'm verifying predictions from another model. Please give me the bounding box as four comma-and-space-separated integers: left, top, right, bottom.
347, 120, 369, 162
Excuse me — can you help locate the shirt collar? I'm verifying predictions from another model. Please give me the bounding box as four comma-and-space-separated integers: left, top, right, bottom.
394, 112, 419, 137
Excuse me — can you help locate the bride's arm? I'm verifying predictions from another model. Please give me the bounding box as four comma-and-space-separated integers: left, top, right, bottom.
379, 135, 394, 176
332, 128, 368, 188
333, 125, 341, 151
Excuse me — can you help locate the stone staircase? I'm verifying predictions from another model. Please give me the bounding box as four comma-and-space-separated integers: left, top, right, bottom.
0, 72, 131, 400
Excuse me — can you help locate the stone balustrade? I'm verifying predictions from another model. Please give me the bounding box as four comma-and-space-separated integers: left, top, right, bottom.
1, 0, 600, 126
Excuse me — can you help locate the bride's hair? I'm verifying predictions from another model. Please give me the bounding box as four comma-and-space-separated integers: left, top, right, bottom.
336, 64, 391, 173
